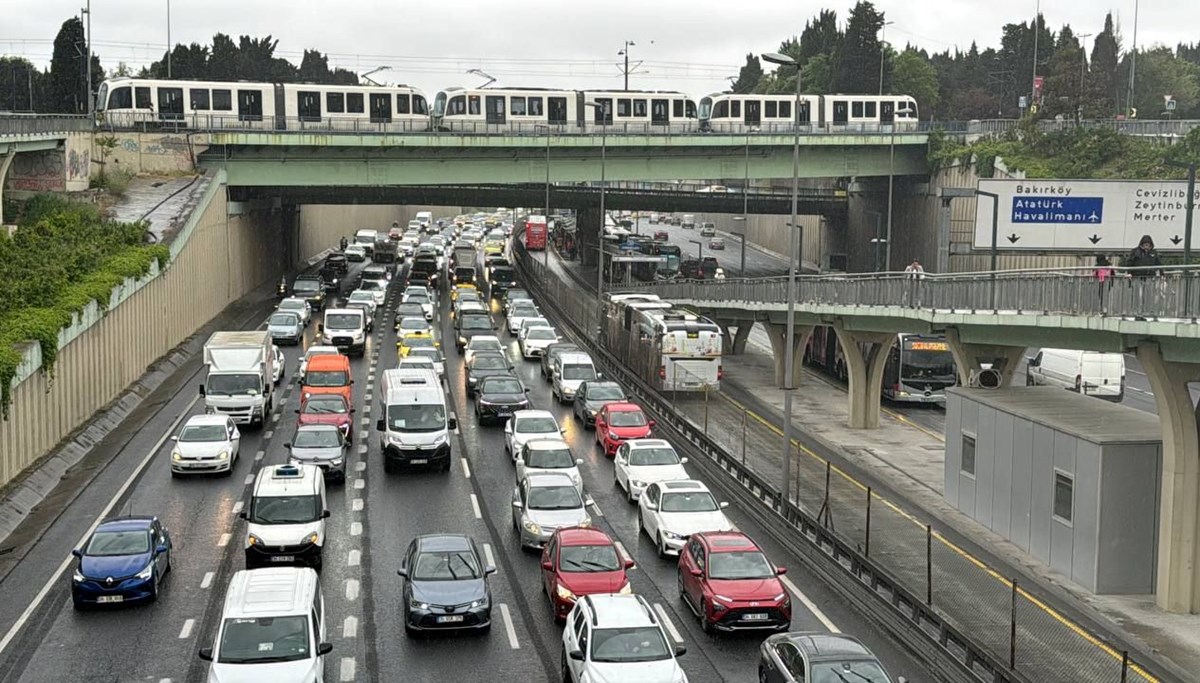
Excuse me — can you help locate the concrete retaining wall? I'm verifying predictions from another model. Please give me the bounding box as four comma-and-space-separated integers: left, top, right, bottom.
97, 132, 207, 176
689, 212, 824, 273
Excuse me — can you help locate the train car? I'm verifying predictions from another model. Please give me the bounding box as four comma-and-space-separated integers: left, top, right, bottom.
432, 87, 696, 133
96, 77, 430, 131
698, 92, 918, 133
579, 90, 697, 132
820, 94, 918, 130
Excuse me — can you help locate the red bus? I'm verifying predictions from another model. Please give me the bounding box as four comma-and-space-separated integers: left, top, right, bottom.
524, 215, 548, 250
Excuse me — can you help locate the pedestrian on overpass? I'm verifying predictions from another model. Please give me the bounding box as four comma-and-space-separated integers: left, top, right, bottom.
1093, 255, 1113, 313
1124, 236, 1163, 320
904, 259, 925, 308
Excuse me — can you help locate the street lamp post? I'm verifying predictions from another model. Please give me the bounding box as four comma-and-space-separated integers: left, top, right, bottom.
762, 51, 802, 504
884, 103, 915, 272
879, 20, 895, 97
584, 102, 610, 306
866, 210, 885, 271
731, 220, 748, 277
536, 124, 553, 266
976, 190, 1000, 308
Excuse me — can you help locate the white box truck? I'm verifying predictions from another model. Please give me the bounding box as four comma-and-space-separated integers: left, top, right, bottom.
199, 331, 276, 427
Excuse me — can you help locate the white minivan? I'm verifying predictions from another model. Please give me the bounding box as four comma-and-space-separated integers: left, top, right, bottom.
199, 566, 332, 681
552, 352, 599, 404
377, 368, 457, 473
1025, 348, 1125, 401
415, 210, 433, 229
241, 464, 329, 569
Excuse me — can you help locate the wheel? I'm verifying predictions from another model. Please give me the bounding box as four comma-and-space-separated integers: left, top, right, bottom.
759, 667, 769, 683
657, 533, 668, 559
148, 571, 160, 602
170, 470, 181, 479
384, 459, 396, 474
561, 651, 573, 683
700, 610, 712, 634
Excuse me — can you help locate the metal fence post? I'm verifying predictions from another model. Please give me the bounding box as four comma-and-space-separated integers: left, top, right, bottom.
703, 385, 709, 434
864, 486, 872, 557
1009, 578, 1018, 669
925, 524, 933, 606
741, 409, 747, 464
817, 461, 832, 528
1120, 651, 1129, 683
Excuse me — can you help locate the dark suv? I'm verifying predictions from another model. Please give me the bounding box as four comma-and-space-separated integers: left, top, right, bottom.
291, 275, 327, 310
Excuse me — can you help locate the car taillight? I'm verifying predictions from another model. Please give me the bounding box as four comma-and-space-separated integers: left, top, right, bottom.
717, 366, 724, 380
658, 366, 666, 379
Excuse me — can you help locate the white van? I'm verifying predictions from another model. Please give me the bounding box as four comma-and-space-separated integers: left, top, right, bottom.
199, 567, 332, 680
681, 214, 696, 229
354, 229, 378, 257
240, 464, 329, 569
1025, 348, 1125, 401
319, 308, 366, 357
415, 211, 433, 228
552, 352, 599, 404
378, 368, 457, 473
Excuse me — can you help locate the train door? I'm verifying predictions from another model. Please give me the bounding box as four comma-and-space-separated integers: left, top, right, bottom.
744, 99, 761, 126
880, 100, 895, 124
238, 89, 264, 122
651, 99, 669, 126
272, 85, 286, 129
548, 97, 568, 125
593, 98, 613, 125
370, 93, 392, 123
486, 96, 506, 125
297, 91, 321, 123
157, 86, 184, 121
831, 99, 848, 124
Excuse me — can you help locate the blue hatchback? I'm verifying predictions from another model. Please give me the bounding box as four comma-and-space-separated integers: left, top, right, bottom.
71, 516, 172, 609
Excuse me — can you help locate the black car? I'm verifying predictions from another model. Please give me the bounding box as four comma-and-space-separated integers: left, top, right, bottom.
474, 375, 531, 425
503, 287, 531, 311
291, 275, 327, 310
466, 352, 515, 396
394, 302, 427, 330
399, 534, 494, 637
319, 266, 343, 292
488, 266, 518, 296
541, 342, 582, 380
572, 380, 628, 428
452, 266, 478, 287
325, 253, 349, 275
455, 312, 496, 352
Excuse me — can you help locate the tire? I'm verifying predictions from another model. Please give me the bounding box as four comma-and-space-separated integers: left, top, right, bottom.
657, 533, 668, 559
561, 652, 573, 683
148, 571, 160, 603
384, 459, 396, 474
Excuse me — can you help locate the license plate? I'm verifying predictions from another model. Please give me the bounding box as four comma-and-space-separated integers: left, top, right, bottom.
742, 613, 769, 621
437, 615, 464, 623
410, 458, 428, 465
97, 595, 124, 604
271, 556, 294, 563
497, 411, 511, 417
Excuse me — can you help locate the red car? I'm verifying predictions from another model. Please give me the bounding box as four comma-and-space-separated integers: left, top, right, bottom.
540, 527, 634, 622
295, 393, 355, 443
677, 531, 791, 634
594, 402, 654, 457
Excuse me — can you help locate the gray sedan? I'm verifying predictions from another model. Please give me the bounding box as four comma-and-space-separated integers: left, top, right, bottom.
267, 311, 304, 345
511, 471, 592, 550
285, 424, 347, 481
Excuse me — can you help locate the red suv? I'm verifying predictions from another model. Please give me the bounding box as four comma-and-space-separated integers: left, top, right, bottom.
677, 531, 791, 634
594, 402, 654, 457
295, 393, 355, 443
540, 527, 634, 622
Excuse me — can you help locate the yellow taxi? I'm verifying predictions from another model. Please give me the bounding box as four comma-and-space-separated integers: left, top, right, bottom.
450, 283, 477, 302
482, 239, 505, 256
397, 331, 439, 358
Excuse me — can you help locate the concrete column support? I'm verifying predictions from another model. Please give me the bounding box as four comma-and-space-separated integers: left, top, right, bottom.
0, 147, 15, 225
731, 322, 753, 355
576, 206, 602, 268
765, 322, 812, 387
832, 323, 895, 429
1137, 341, 1200, 613
945, 328, 1025, 387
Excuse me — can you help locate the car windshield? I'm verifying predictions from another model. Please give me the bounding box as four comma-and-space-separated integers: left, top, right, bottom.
661, 491, 719, 513
397, 305, 424, 317
527, 328, 557, 340
325, 313, 361, 330
386, 404, 446, 432
217, 615, 310, 664
562, 365, 596, 381
85, 529, 150, 556
629, 447, 679, 466
590, 626, 672, 663
292, 281, 319, 293
470, 339, 502, 352
279, 301, 305, 313
410, 349, 441, 363
526, 446, 574, 469
810, 661, 892, 683
399, 318, 427, 331
527, 485, 582, 510
517, 416, 558, 434
402, 360, 434, 371
412, 549, 481, 581
360, 280, 384, 291
270, 313, 298, 326
609, 410, 647, 427
455, 268, 475, 279
303, 396, 348, 414
402, 337, 435, 349
349, 292, 374, 303
406, 294, 431, 305
179, 424, 228, 442
708, 551, 776, 580
305, 370, 348, 387
460, 316, 492, 330
512, 305, 538, 317
521, 319, 548, 330
483, 378, 523, 394
249, 495, 321, 524
587, 385, 625, 401
473, 355, 508, 370
506, 289, 529, 300
559, 544, 621, 572
206, 374, 260, 396
293, 428, 341, 448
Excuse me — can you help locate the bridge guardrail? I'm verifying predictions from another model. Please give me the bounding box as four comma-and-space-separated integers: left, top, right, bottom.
513, 242, 1170, 683
0, 114, 92, 136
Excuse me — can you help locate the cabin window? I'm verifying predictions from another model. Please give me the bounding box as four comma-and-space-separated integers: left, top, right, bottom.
865, 101, 877, 118
109, 86, 133, 109
510, 97, 527, 116
189, 89, 210, 111
528, 97, 543, 116
730, 101, 741, 117
633, 99, 647, 117
413, 95, 428, 115
326, 92, 344, 113
714, 101, 729, 118
448, 95, 466, 116
961, 434, 976, 476
468, 95, 480, 115
617, 99, 631, 117
765, 101, 778, 117
346, 92, 364, 114
852, 101, 865, 118
212, 89, 232, 111
396, 94, 411, 114
1054, 472, 1074, 524
672, 100, 683, 118
685, 100, 696, 118
135, 87, 153, 109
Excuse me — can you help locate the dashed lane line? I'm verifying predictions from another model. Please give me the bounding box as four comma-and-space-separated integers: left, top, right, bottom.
340, 657, 356, 682
498, 603, 520, 649
264, 430, 274, 440
461, 458, 471, 478
354, 478, 365, 490
482, 542, 495, 570
780, 575, 840, 633
358, 430, 368, 440
345, 579, 360, 601
652, 604, 684, 643
355, 461, 366, 472
351, 498, 364, 512
348, 549, 361, 567
357, 444, 367, 454
200, 572, 214, 589
360, 417, 370, 426
218, 533, 231, 547
243, 474, 255, 486
254, 450, 264, 461
231, 501, 244, 515
350, 522, 363, 536
272, 413, 281, 423
343, 616, 358, 639
470, 494, 482, 519
178, 619, 195, 639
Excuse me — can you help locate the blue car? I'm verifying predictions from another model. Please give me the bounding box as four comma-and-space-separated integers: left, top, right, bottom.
71, 516, 172, 609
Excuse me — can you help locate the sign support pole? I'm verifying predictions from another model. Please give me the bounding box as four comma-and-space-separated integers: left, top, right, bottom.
977, 190, 1000, 309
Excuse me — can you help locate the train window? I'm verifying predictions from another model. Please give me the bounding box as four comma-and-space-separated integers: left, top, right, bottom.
731, 101, 741, 117
593, 98, 613, 124
852, 101, 864, 118
528, 97, 543, 116
765, 101, 778, 117
347, 92, 364, 114
510, 97, 527, 116
326, 92, 345, 113
714, 101, 728, 118
633, 100, 647, 117
616, 99, 631, 117
135, 87, 152, 109
297, 91, 321, 122
798, 101, 811, 122
190, 89, 210, 111
865, 101, 877, 118
651, 100, 667, 124
548, 97, 567, 124
685, 101, 696, 118
414, 95, 428, 115
237, 89, 263, 121
109, 86, 132, 109
448, 95, 466, 116
369, 93, 392, 122
779, 101, 791, 119
213, 89, 232, 111
396, 94, 410, 114
672, 100, 683, 118
468, 96, 480, 115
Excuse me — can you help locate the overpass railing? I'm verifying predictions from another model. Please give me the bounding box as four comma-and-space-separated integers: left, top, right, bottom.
0, 114, 92, 135
629, 265, 1200, 321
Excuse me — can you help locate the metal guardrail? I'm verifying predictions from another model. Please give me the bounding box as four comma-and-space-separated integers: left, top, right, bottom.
513, 242, 1170, 683
0, 114, 92, 136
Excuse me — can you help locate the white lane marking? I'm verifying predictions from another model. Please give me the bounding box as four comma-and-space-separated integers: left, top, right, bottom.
461, 458, 471, 478
354, 478, 365, 490
254, 450, 264, 461
178, 619, 195, 639
351, 522, 363, 536
358, 430, 368, 440
200, 572, 214, 589
364, 393, 373, 403
614, 541, 631, 565
343, 616, 358, 639
348, 549, 361, 567
264, 430, 274, 440
780, 575, 841, 633
351, 498, 364, 511
653, 603, 684, 643
589, 500, 604, 517
355, 461, 366, 472
158, 679, 171, 683
357, 444, 367, 454
232, 501, 244, 515
272, 413, 280, 423
218, 533, 231, 547
361, 417, 370, 426
346, 579, 360, 601
498, 603, 520, 649
470, 494, 482, 519
243, 474, 255, 486
340, 657, 356, 682
483, 542, 495, 569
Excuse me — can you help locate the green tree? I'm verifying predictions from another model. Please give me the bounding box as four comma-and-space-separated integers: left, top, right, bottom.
0, 57, 44, 112
1129, 47, 1200, 119
731, 53, 763, 93
1086, 13, 1120, 117
47, 17, 102, 114
208, 33, 239, 80
891, 50, 940, 117
797, 10, 841, 67
831, 1, 887, 93
1042, 26, 1086, 119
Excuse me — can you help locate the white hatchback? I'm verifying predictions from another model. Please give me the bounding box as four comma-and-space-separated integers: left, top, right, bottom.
504, 410, 565, 460
170, 414, 241, 476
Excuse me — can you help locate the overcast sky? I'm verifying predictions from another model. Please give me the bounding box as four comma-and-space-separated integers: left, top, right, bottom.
0, 0, 1187, 97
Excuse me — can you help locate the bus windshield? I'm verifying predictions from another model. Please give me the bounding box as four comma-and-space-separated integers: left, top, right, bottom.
900, 338, 956, 386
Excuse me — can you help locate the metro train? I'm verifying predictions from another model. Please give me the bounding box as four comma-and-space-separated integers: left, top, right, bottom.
95, 77, 919, 133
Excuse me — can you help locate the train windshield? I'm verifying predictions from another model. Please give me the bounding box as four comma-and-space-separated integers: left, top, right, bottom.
432, 91, 448, 118
96, 83, 109, 112
697, 97, 712, 121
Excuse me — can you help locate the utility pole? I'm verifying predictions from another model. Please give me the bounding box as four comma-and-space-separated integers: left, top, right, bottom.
1030, 0, 1040, 111
1077, 33, 1092, 124
167, 0, 172, 78
1127, 0, 1140, 117
617, 40, 648, 91
83, 0, 92, 116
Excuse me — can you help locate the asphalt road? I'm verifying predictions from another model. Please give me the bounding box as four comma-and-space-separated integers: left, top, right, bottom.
0, 240, 934, 682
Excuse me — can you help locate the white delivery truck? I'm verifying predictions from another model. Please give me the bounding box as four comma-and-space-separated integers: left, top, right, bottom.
1025, 348, 1125, 401
199, 331, 276, 427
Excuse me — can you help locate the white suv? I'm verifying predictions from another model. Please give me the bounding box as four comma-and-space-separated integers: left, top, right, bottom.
638, 480, 732, 558
561, 594, 688, 683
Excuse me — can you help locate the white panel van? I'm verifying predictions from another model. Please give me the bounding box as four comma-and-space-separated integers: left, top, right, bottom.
1025, 348, 1125, 401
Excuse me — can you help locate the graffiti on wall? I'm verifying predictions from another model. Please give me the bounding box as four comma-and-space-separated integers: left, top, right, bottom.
66, 148, 90, 181
7, 151, 65, 192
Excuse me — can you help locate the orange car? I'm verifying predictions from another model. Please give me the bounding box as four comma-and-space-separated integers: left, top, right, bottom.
301, 354, 353, 407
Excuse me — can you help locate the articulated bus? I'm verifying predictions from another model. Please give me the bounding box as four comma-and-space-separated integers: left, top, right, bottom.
806, 329, 957, 404
604, 294, 722, 392
630, 242, 682, 281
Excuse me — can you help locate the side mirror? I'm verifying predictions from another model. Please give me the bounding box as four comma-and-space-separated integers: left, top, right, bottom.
568, 649, 585, 662
317, 324, 324, 333
776, 566, 788, 575
624, 558, 636, 569
71, 548, 83, 558
350, 408, 357, 414
238, 511, 248, 520
644, 501, 657, 511
575, 458, 584, 465
198, 648, 214, 662
512, 499, 523, 509
317, 642, 334, 656
156, 543, 170, 554
294, 408, 301, 414
719, 501, 730, 509
396, 567, 408, 577
448, 414, 458, 430
322, 510, 331, 519
674, 644, 687, 658
376, 419, 385, 432
648, 419, 657, 428
198, 384, 206, 397
680, 457, 689, 464
484, 565, 497, 576
525, 387, 530, 393
541, 560, 553, 571
690, 567, 702, 577
170, 435, 179, 442
283, 442, 292, 449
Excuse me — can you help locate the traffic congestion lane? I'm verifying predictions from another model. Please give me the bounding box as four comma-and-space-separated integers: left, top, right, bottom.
630, 216, 789, 279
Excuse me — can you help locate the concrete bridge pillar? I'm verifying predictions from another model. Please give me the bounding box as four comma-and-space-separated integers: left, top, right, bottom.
832, 323, 895, 429
765, 323, 812, 387
945, 328, 1025, 387
0, 147, 15, 225
576, 206, 602, 268
731, 322, 753, 355
1137, 341, 1200, 614
716, 320, 753, 356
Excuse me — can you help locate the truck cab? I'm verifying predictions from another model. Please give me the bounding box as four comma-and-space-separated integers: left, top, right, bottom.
199, 331, 276, 427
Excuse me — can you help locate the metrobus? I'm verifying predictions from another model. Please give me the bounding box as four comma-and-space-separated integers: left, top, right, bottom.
524, 215, 548, 250
630, 242, 682, 281
805, 329, 957, 404
604, 295, 722, 391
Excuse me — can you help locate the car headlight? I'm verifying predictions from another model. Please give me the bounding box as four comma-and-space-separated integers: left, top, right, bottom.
409, 598, 429, 610
578, 516, 593, 528
478, 399, 496, 406
72, 569, 86, 583
608, 432, 619, 442
330, 458, 344, 466
171, 451, 183, 461
555, 584, 576, 602
217, 451, 229, 460
618, 582, 633, 595
629, 480, 645, 489
248, 533, 262, 546
712, 595, 732, 611
429, 433, 448, 447
458, 337, 467, 345
523, 520, 541, 535
136, 563, 154, 581
587, 409, 598, 417
470, 596, 489, 609
662, 530, 685, 540
304, 532, 320, 545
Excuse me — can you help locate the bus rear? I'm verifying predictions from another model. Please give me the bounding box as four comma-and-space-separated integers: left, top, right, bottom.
524, 216, 548, 250
659, 326, 722, 391
884, 334, 957, 404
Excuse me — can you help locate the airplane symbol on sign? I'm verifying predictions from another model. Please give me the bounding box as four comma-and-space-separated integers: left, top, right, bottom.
1088, 211, 1100, 222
